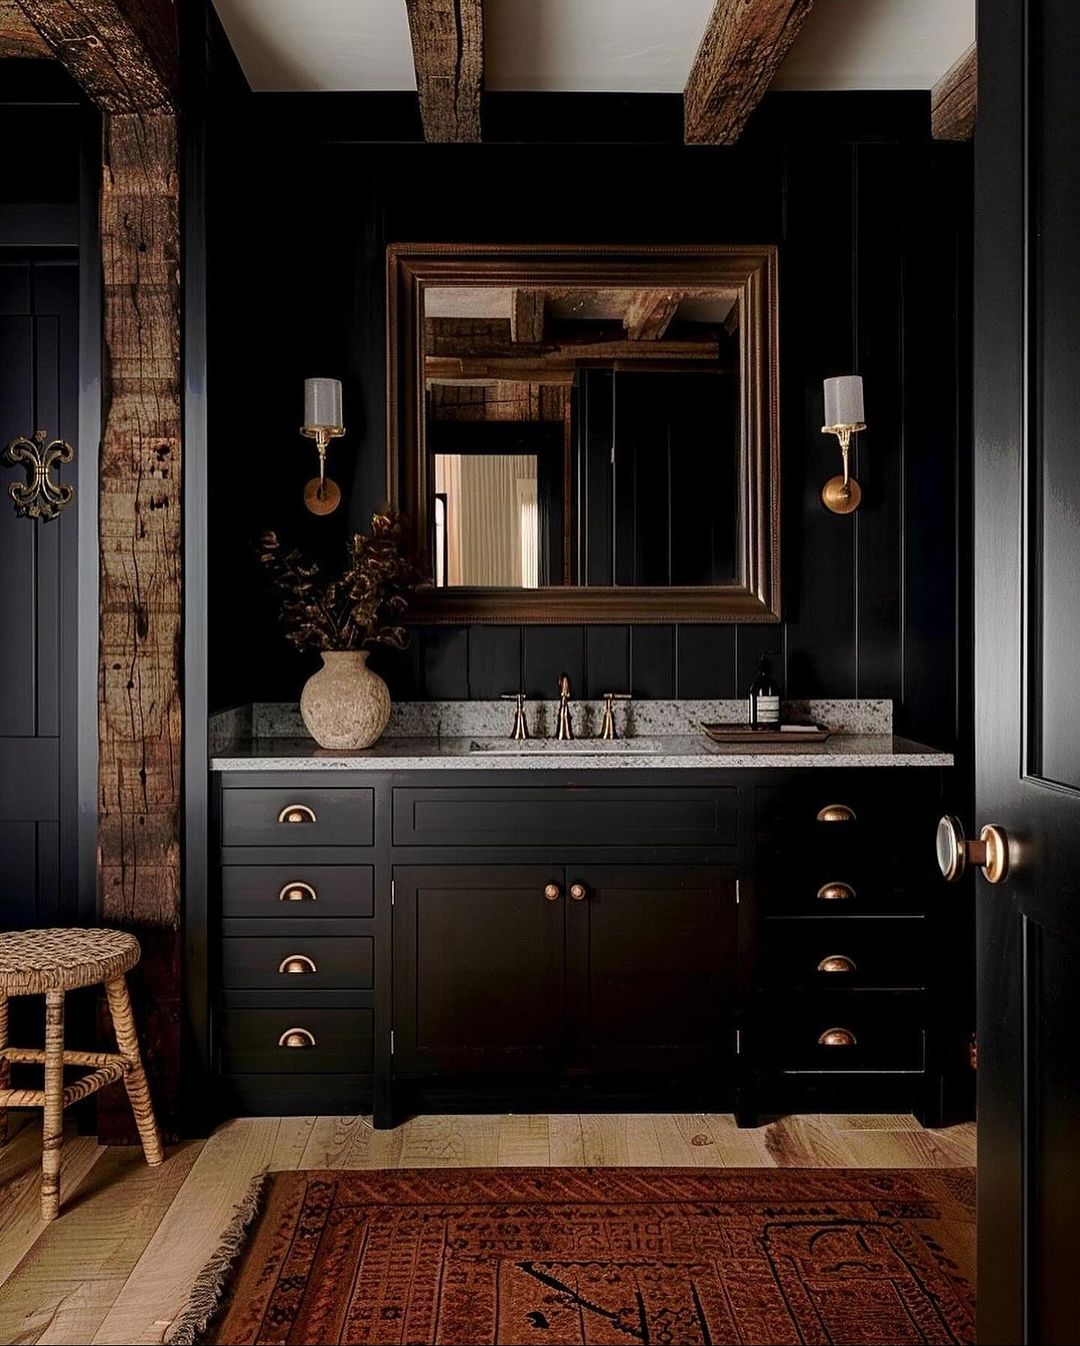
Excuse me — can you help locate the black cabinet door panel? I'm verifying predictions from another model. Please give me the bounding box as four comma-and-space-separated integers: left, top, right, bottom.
565, 865, 737, 1070
392, 865, 563, 1073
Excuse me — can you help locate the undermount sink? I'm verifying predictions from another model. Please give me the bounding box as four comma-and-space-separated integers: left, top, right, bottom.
468, 737, 664, 755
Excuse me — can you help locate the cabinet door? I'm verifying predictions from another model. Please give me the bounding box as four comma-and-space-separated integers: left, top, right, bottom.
565, 865, 738, 1070
392, 865, 564, 1074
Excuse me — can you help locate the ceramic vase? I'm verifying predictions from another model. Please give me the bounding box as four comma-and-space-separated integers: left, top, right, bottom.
300, 650, 391, 750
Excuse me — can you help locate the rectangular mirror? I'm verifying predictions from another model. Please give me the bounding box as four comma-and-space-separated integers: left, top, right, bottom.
387, 244, 780, 622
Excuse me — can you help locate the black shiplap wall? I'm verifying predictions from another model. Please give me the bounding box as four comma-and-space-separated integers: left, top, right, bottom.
209, 94, 971, 753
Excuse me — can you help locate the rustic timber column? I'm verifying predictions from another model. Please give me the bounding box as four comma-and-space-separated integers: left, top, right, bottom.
15, 0, 182, 1137
98, 109, 182, 1133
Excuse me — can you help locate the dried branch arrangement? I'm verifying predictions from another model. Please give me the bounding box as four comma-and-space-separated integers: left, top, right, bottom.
259, 510, 422, 653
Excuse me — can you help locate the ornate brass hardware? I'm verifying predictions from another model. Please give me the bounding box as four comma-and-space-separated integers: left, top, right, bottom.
569, 882, 588, 901
278, 803, 317, 825
816, 881, 855, 902
817, 954, 857, 974
2, 429, 75, 521
277, 1027, 316, 1048
936, 815, 1009, 884
818, 1027, 857, 1047
279, 881, 317, 903
278, 954, 317, 975
817, 803, 856, 823
544, 883, 561, 901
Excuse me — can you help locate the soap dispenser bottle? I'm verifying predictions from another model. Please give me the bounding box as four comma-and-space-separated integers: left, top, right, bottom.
748, 654, 781, 728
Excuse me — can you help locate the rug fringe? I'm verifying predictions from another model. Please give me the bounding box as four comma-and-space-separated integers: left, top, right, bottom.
167, 1169, 271, 1346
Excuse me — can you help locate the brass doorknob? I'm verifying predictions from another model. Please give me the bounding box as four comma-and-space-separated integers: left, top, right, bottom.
936, 816, 1009, 884
544, 883, 561, 901
569, 883, 588, 901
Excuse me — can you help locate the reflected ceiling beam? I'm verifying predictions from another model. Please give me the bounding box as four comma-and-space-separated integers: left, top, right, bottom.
684, 0, 814, 145
1, 1, 49, 55
404, 0, 483, 143
931, 43, 976, 141
623, 291, 680, 341
511, 289, 545, 343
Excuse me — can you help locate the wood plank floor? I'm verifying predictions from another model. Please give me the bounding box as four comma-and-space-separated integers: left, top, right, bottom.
0, 1110, 975, 1345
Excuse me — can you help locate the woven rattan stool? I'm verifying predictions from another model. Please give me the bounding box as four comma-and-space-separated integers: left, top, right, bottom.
0, 928, 163, 1220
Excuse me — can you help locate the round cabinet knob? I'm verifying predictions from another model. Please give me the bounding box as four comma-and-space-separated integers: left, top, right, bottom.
936, 815, 1009, 884
569, 883, 588, 902
818, 1027, 857, 1047
277, 1027, 316, 1049
817, 803, 856, 824
817, 954, 857, 975
278, 954, 317, 975
817, 881, 855, 903
279, 881, 317, 903
544, 883, 561, 902
278, 803, 317, 825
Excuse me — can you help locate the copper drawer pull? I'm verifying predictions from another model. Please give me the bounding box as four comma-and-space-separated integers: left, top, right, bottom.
817, 954, 857, 974
278, 803, 317, 825
544, 883, 561, 902
817, 803, 856, 823
277, 1027, 316, 1049
569, 882, 588, 901
817, 881, 855, 902
279, 881, 317, 903
818, 1027, 857, 1047
278, 954, 317, 975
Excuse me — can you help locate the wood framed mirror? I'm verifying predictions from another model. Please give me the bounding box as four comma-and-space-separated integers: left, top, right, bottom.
387, 243, 780, 623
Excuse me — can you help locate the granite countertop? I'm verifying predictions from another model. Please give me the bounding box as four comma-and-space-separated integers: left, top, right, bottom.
211, 733, 953, 772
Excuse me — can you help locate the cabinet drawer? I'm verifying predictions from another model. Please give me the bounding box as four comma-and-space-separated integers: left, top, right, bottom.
219, 1006, 373, 1074
221, 788, 374, 848
757, 996, 926, 1073
755, 866, 923, 915
393, 786, 737, 848
221, 865, 374, 918
759, 918, 927, 989
221, 936, 373, 991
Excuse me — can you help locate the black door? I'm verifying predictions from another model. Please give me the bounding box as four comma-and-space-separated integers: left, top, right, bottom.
565, 865, 737, 1072
0, 255, 79, 927
391, 865, 564, 1073
972, 4, 1080, 1341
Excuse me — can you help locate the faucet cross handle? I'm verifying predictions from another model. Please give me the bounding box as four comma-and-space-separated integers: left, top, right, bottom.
556, 673, 574, 741
501, 691, 530, 741
600, 692, 632, 740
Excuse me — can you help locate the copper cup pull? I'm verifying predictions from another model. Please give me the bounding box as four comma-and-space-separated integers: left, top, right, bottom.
544, 883, 561, 902
818, 1027, 857, 1047
817, 803, 856, 823
279, 881, 317, 903
278, 803, 317, 825
817, 954, 857, 974
278, 954, 317, 975
569, 883, 588, 902
817, 881, 855, 902
278, 1027, 316, 1049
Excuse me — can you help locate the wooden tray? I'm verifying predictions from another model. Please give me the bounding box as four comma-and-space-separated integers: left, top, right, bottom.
701, 722, 831, 744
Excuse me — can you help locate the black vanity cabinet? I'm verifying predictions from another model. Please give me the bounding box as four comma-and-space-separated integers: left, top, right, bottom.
209, 764, 964, 1127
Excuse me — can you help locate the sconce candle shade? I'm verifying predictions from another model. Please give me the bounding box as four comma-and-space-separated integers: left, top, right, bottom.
304, 378, 343, 433
823, 374, 865, 430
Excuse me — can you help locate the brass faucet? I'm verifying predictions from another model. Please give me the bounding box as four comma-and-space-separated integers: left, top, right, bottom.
599, 692, 632, 740
556, 673, 574, 741
501, 691, 530, 740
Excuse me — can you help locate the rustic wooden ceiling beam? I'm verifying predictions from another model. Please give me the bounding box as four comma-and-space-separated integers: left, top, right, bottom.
623, 291, 681, 341
931, 43, 977, 141
511, 289, 545, 343
684, 0, 814, 145
404, 0, 483, 143
1, 0, 50, 55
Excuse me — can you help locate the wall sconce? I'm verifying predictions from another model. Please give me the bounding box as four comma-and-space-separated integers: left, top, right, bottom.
300, 377, 344, 515
820, 375, 866, 514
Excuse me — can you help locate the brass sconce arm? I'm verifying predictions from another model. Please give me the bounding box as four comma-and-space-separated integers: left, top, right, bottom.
820, 420, 866, 514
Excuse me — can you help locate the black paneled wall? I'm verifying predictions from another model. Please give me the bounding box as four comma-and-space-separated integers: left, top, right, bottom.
209, 95, 971, 752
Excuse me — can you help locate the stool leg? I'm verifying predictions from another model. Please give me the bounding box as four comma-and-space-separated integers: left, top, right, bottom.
0, 993, 9, 1146
104, 976, 163, 1166
41, 989, 65, 1222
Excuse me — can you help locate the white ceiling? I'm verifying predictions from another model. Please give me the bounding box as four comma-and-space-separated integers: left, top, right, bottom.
212, 0, 974, 95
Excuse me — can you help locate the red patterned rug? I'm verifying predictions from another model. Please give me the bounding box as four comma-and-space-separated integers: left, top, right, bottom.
174, 1167, 975, 1345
